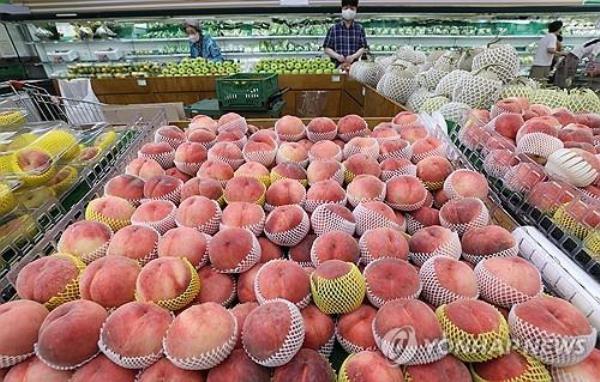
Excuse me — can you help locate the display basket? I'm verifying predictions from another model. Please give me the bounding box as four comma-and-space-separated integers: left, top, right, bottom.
216, 73, 278, 111
446, 116, 600, 281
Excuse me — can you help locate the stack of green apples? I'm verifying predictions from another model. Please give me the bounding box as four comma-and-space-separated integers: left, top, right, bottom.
159, 58, 241, 77
254, 58, 339, 75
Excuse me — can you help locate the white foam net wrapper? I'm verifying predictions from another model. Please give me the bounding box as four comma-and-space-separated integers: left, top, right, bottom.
133, 205, 177, 235
462, 243, 518, 265
265, 209, 311, 247
508, 308, 597, 367
164, 312, 237, 370
99, 324, 164, 369
471, 44, 520, 83
338, 126, 370, 143
373, 321, 449, 366
347, 183, 386, 208
381, 165, 417, 182
0, 352, 34, 369
254, 259, 312, 309
474, 260, 543, 309
175, 201, 222, 235
174, 160, 203, 177
219, 213, 265, 236
219, 117, 248, 136
318, 331, 336, 359
242, 147, 277, 168
353, 203, 402, 237
343, 141, 380, 161
335, 326, 377, 354
143, 181, 182, 205
419, 257, 479, 308
452, 72, 502, 109
35, 344, 99, 371
409, 230, 462, 267
243, 299, 305, 367
411, 144, 447, 164
154, 133, 184, 150
516, 133, 564, 159
216, 233, 261, 274
310, 204, 356, 237
138, 150, 175, 170
379, 142, 413, 163
439, 200, 489, 237
406, 214, 426, 235
207, 153, 245, 171
483, 155, 513, 179
307, 129, 338, 143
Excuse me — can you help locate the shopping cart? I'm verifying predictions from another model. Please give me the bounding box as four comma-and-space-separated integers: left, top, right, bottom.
1, 80, 106, 127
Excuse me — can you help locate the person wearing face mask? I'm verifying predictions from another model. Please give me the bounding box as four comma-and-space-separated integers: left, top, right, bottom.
184, 19, 223, 62
323, 0, 368, 70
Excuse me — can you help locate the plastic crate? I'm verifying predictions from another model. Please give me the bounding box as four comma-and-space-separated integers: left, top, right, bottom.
216, 73, 278, 111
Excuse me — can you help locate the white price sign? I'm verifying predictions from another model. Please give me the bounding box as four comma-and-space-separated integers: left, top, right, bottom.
280, 0, 309, 5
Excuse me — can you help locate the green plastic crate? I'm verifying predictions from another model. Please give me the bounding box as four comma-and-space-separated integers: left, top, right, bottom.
216, 73, 278, 111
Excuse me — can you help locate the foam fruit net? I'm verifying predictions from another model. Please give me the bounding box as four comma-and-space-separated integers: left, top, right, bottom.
335, 327, 377, 355
469, 349, 552, 382
353, 203, 401, 237
138, 150, 175, 170
0, 352, 34, 369
436, 304, 510, 362
265, 209, 310, 247
419, 257, 479, 308
243, 148, 277, 167
409, 230, 461, 267
462, 243, 519, 265
310, 264, 366, 315
474, 261, 543, 309
44, 253, 86, 311
373, 322, 448, 366
85, 203, 132, 232
516, 133, 564, 159
310, 204, 356, 238
439, 200, 489, 237
347, 183, 386, 208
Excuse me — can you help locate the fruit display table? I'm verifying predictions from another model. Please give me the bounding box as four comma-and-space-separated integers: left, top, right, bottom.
185, 98, 286, 119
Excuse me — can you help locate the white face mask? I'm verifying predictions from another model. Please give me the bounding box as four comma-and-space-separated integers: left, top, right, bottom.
342, 9, 356, 21
188, 33, 200, 43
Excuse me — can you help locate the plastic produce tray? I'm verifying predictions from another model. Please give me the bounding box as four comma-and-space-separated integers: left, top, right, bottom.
446, 120, 600, 282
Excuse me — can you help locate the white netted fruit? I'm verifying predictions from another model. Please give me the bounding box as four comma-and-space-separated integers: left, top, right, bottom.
417, 67, 449, 91
437, 102, 472, 124
395, 46, 422, 64
452, 69, 503, 109
380, 71, 418, 104
545, 148, 599, 188
386, 59, 417, 75
567, 88, 600, 113
472, 44, 520, 83
499, 77, 538, 100
351, 61, 384, 87
530, 88, 568, 109
456, 48, 484, 71
419, 96, 450, 114
435, 70, 470, 97
406, 88, 432, 112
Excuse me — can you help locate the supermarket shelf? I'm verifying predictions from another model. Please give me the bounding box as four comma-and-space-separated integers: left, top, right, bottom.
125, 54, 188, 59
223, 51, 323, 56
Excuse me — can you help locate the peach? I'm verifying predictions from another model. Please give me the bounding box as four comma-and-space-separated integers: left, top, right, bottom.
0, 300, 48, 360
493, 97, 528, 115
347, 174, 385, 207
482, 134, 516, 154
181, 177, 223, 202
443, 169, 488, 200
380, 157, 416, 179
70, 354, 136, 382
272, 348, 335, 382
36, 300, 108, 369
223, 176, 265, 204
79, 256, 140, 309
336, 304, 377, 353
235, 161, 269, 181
236, 264, 262, 303
311, 230, 359, 265
337, 114, 368, 141
264, 205, 309, 246
265, 179, 306, 208
165, 167, 191, 182
373, 299, 446, 364
158, 226, 208, 268
14, 147, 51, 173
504, 162, 546, 193
307, 117, 337, 138
407, 207, 440, 233
305, 180, 346, 212
156, 125, 185, 141
277, 142, 308, 164
135, 257, 196, 305
218, 112, 243, 128
516, 119, 560, 143
576, 113, 600, 129
197, 159, 234, 185
242, 299, 304, 366
296, 138, 312, 152
476, 256, 543, 308
364, 258, 421, 307
195, 266, 236, 306
255, 259, 311, 306
393, 111, 420, 127
306, 159, 343, 185
257, 236, 283, 262
341, 350, 404, 382
289, 234, 317, 266
139, 141, 174, 156
458, 119, 488, 150
434, 188, 450, 208
85, 196, 135, 231
509, 296, 595, 366
472, 349, 550, 381
483, 149, 518, 177
550, 348, 600, 381
99, 302, 171, 366
221, 202, 265, 235
206, 348, 270, 382
404, 355, 471, 382
131, 200, 176, 233
353, 201, 402, 235
175, 141, 207, 164
461, 225, 516, 263
408, 225, 461, 266
343, 153, 381, 179
216, 128, 245, 144
371, 125, 399, 142
107, 225, 159, 264
560, 123, 594, 144
416, 156, 452, 189
136, 357, 203, 382
143, 175, 182, 202
385, 175, 428, 211
231, 302, 259, 349
175, 196, 221, 234
57, 220, 112, 263
343, 137, 379, 160
419, 256, 478, 307
271, 163, 307, 184
412, 136, 444, 162
552, 107, 577, 126
244, 135, 277, 154
400, 125, 428, 144
379, 138, 411, 160
439, 197, 489, 236
4, 357, 72, 382
164, 302, 236, 369
359, 227, 409, 263
301, 304, 335, 354
16, 254, 82, 305
104, 175, 145, 204
187, 128, 217, 148
493, 113, 525, 141
308, 140, 342, 161
275, 115, 306, 141
209, 227, 259, 273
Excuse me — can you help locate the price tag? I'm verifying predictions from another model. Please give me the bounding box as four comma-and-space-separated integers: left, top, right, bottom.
331, 75, 341, 82
137, 79, 147, 87
280, 0, 309, 5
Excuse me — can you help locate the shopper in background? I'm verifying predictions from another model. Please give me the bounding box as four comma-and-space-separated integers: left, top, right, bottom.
184, 19, 223, 62
323, 0, 368, 71
530, 20, 564, 82
554, 37, 600, 87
